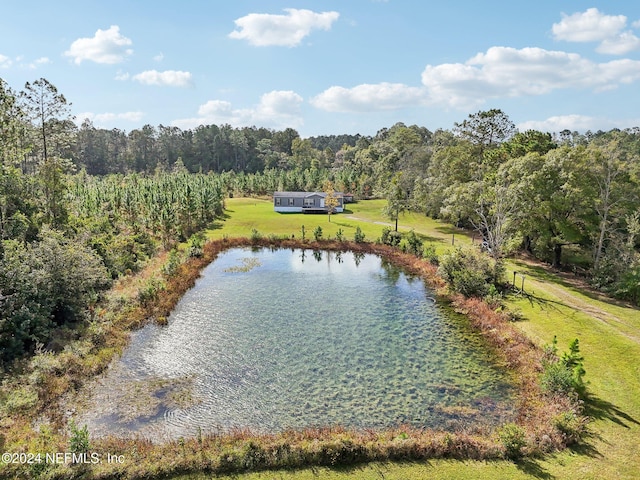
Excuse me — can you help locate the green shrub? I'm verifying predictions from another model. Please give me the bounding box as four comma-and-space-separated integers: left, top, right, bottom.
250, 228, 262, 242
187, 232, 205, 258
554, 410, 588, 444
484, 284, 503, 307
354, 226, 365, 243
69, 420, 90, 454
335, 228, 344, 242
498, 423, 527, 459
541, 360, 575, 395
137, 277, 165, 306
313, 226, 323, 241
541, 337, 587, 397
422, 243, 438, 264
162, 248, 182, 277
405, 230, 423, 256
613, 266, 640, 305
381, 227, 401, 246
2, 386, 38, 414
437, 247, 499, 297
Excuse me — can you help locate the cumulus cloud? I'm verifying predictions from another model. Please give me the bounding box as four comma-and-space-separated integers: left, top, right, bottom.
517, 115, 597, 133
229, 8, 339, 47
420, 46, 640, 108
552, 8, 640, 55
311, 44, 640, 113
552, 8, 626, 42
310, 83, 427, 112
173, 90, 303, 129
518, 114, 640, 133
132, 70, 193, 87
26, 57, 52, 69
0, 54, 12, 68
597, 31, 640, 55
76, 111, 144, 126
65, 25, 133, 64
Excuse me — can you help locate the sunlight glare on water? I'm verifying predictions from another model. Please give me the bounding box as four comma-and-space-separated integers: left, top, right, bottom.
81, 248, 515, 439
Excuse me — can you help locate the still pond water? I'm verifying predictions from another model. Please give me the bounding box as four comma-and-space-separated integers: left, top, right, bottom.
81, 248, 515, 440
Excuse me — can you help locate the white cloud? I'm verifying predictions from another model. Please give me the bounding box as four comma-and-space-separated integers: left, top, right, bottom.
552, 8, 640, 55
27, 57, 52, 69
420, 46, 640, 108
311, 83, 427, 112
552, 8, 626, 42
311, 45, 640, 114
65, 25, 133, 64
173, 90, 303, 129
597, 31, 640, 55
229, 8, 339, 47
0, 54, 12, 68
114, 71, 130, 81
76, 111, 144, 126
132, 70, 193, 87
517, 115, 597, 133
517, 114, 640, 133
153, 52, 164, 62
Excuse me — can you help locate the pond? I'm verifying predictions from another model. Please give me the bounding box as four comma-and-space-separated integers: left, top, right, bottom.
80, 247, 515, 440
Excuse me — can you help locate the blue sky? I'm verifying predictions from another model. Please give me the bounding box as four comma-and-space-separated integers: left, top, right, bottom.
2, 1, 640, 137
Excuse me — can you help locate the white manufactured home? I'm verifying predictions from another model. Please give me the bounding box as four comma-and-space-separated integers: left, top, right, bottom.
273, 191, 345, 213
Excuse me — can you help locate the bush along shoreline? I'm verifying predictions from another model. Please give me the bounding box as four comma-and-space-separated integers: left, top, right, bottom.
0, 234, 588, 479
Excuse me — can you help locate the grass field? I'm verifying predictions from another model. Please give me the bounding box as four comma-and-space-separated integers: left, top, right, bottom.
210, 197, 474, 251
176, 197, 640, 480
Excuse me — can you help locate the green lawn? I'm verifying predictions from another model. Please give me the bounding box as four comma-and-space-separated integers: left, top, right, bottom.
183, 198, 640, 480
211, 198, 475, 254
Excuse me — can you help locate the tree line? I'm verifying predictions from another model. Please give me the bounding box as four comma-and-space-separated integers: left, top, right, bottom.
1, 77, 640, 367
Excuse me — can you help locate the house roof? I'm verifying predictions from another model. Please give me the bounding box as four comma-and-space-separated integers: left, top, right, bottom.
273, 191, 344, 198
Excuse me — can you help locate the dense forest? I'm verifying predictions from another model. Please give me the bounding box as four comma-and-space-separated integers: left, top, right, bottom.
1, 77, 640, 368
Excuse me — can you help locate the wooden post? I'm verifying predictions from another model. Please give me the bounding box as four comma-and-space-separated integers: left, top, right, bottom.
513, 271, 517, 288
521, 275, 525, 293
452, 234, 455, 245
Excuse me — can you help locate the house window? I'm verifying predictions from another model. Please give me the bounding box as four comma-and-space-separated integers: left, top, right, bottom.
304, 198, 314, 207
288, 198, 295, 206
275, 198, 281, 206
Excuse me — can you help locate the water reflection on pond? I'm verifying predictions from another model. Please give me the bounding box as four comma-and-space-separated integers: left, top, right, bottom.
80, 247, 515, 440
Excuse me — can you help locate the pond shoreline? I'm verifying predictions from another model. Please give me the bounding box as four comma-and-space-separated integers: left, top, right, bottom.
2, 236, 584, 479
78, 246, 517, 439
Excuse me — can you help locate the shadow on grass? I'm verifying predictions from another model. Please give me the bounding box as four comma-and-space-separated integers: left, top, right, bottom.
434, 225, 461, 235
583, 392, 640, 430
434, 224, 475, 238
331, 220, 356, 229
515, 458, 555, 479
504, 289, 569, 320
318, 460, 434, 478
416, 231, 450, 244
510, 260, 640, 312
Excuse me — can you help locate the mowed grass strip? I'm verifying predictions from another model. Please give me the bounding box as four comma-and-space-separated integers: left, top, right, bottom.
191, 198, 640, 480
